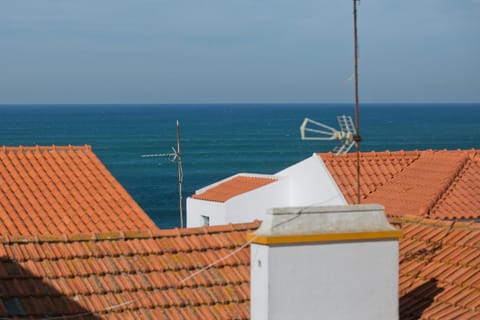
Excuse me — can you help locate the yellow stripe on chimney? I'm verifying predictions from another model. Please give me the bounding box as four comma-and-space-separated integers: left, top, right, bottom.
248, 230, 402, 245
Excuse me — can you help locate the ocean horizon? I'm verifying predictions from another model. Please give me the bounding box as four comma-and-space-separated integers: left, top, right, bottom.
1, 102, 479, 228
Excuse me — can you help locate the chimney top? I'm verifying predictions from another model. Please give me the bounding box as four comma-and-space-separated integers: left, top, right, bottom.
250, 204, 401, 320
251, 204, 401, 244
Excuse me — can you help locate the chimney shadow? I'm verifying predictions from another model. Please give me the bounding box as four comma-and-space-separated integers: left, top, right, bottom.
400, 278, 443, 320
0, 257, 101, 319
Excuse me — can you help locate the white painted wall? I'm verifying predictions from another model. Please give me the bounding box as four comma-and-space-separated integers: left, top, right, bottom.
251, 205, 399, 320
187, 154, 347, 227
186, 177, 289, 227
186, 199, 226, 227
275, 154, 346, 206
251, 240, 399, 320
224, 178, 289, 224
251, 243, 269, 319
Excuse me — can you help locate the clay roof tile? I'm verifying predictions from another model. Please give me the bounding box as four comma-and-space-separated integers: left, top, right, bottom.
0, 221, 260, 317
192, 175, 277, 202
320, 149, 480, 219
0, 145, 158, 237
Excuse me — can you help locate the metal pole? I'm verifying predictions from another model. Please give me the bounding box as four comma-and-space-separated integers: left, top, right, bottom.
353, 0, 362, 204
176, 120, 184, 228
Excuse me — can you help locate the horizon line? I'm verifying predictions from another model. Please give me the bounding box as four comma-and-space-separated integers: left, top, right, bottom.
0, 101, 479, 107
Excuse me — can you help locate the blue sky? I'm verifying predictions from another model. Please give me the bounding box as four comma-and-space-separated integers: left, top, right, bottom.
1, 0, 479, 104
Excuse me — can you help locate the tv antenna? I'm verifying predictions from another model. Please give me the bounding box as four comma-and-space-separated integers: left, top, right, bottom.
300, 115, 356, 155
300, 0, 362, 204
141, 120, 184, 228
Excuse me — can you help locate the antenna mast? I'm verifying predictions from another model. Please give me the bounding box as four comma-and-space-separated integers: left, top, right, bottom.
142, 120, 184, 228
299, 0, 362, 203
353, 0, 362, 204
175, 120, 184, 228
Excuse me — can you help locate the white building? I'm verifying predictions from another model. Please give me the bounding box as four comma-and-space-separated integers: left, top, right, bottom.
249, 204, 401, 320
186, 153, 347, 227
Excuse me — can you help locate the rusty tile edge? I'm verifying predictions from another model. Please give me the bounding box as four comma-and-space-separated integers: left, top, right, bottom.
0, 223, 260, 245
0, 144, 92, 154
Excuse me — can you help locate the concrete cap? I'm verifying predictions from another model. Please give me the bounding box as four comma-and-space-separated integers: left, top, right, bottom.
254, 204, 396, 236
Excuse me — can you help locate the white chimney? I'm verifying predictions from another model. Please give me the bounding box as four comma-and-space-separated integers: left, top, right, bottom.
249, 204, 401, 320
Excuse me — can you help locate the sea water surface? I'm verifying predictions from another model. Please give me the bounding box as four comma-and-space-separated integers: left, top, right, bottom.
1, 103, 479, 228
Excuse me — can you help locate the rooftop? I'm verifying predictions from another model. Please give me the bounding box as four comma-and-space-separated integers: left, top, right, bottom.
394, 216, 480, 319
0, 145, 158, 236
1, 147, 480, 318
0, 222, 259, 319
321, 149, 480, 220
192, 175, 277, 203
0, 216, 478, 319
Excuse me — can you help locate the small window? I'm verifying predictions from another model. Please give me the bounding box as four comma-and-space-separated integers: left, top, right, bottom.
201, 215, 210, 226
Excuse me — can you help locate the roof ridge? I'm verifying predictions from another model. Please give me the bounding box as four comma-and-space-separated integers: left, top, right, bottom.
364, 150, 422, 195
318, 149, 424, 159
365, 150, 470, 217
468, 149, 480, 160
2, 230, 151, 244
393, 215, 479, 230
319, 149, 480, 159
428, 151, 479, 219
236, 173, 277, 179
0, 222, 261, 245
0, 145, 92, 154
422, 152, 470, 217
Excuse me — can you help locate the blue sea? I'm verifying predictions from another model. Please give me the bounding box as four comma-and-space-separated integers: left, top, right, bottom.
1, 103, 479, 228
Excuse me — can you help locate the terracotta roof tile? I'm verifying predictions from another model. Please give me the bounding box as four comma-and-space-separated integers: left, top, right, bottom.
0, 145, 158, 236
430, 151, 480, 219
0, 222, 259, 318
2, 145, 480, 317
321, 149, 480, 219
396, 216, 480, 319
192, 175, 277, 202
321, 150, 421, 203
1, 217, 480, 319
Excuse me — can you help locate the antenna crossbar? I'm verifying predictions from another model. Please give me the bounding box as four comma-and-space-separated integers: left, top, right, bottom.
300, 115, 356, 155
142, 147, 179, 161
141, 153, 175, 158
302, 118, 337, 132
301, 118, 341, 141
141, 120, 184, 228
333, 140, 355, 154
337, 115, 355, 136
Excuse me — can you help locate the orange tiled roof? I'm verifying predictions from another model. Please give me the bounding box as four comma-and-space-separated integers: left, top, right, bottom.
395, 216, 480, 319
0, 222, 259, 319
0, 145, 158, 236
1, 217, 479, 319
321, 150, 480, 220
192, 175, 277, 203
430, 151, 480, 219
321, 150, 421, 203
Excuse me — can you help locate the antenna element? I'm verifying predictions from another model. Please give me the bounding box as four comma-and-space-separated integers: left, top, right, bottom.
299, 0, 363, 204
300, 115, 356, 155
142, 120, 184, 228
